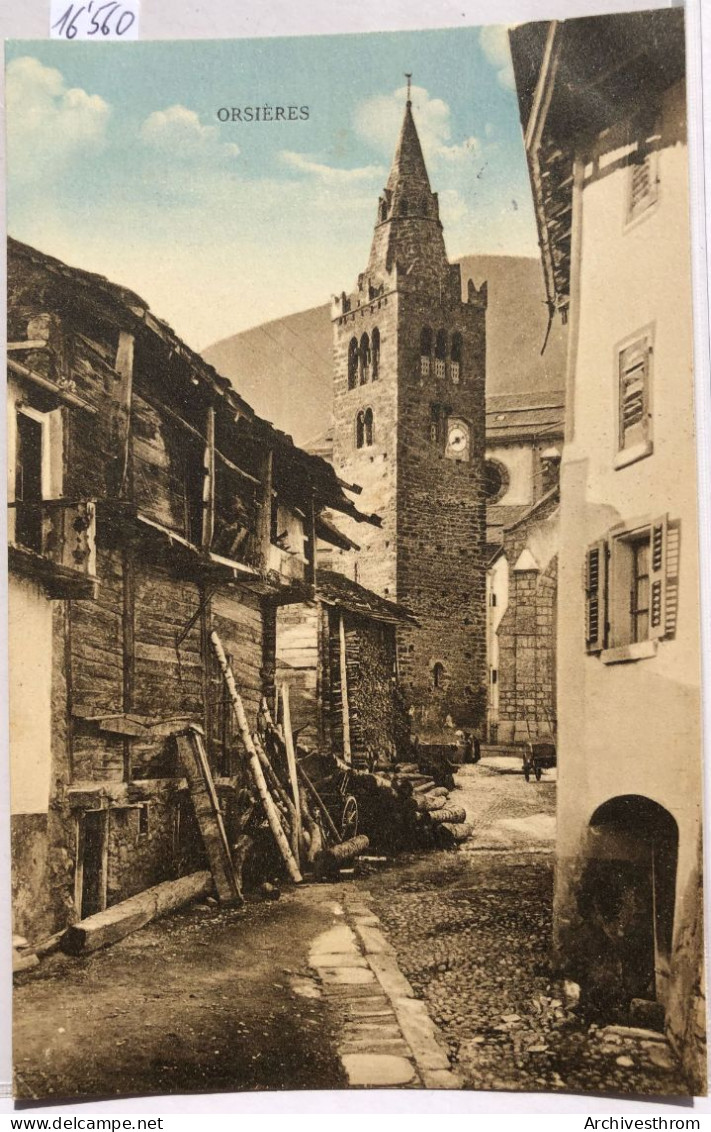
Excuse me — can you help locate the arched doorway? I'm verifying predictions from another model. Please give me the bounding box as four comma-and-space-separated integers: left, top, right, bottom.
580, 796, 678, 1012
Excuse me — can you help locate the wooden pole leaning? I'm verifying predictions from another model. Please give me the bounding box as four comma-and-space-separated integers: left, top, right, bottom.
280, 683, 302, 866
210, 630, 302, 884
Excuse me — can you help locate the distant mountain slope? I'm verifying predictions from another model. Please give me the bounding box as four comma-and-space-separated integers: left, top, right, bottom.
202, 254, 567, 446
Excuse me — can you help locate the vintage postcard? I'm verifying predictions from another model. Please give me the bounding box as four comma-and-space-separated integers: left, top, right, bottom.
6, 8, 707, 1103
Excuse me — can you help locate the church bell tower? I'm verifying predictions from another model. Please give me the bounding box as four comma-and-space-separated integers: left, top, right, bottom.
330, 88, 488, 736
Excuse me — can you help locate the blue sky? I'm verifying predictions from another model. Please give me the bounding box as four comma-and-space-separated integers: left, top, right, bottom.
6, 27, 538, 350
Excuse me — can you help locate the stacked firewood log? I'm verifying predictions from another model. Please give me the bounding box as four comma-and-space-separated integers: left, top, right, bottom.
348, 763, 472, 854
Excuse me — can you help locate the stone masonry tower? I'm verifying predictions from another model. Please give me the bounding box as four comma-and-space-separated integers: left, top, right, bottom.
331, 91, 488, 737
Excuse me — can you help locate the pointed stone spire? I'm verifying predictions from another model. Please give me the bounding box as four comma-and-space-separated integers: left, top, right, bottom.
364, 87, 450, 289
385, 99, 433, 206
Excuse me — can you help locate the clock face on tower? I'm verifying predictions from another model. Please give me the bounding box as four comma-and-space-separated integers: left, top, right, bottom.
445, 418, 471, 461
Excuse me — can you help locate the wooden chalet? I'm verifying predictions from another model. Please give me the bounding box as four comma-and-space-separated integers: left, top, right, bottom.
7, 238, 379, 942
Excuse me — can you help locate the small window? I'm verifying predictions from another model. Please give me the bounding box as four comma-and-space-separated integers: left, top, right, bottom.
15, 410, 45, 553
138, 804, 150, 836
483, 459, 509, 503
435, 330, 447, 380
347, 338, 359, 390
356, 408, 374, 449
379, 199, 388, 222
627, 150, 658, 224
451, 332, 462, 384
585, 515, 680, 658
364, 407, 374, 447
432, 662, 445, 689
359, 333, 370, 385
430, 403, 449, 448
356, 410, 365, 449
420, 327, 432, 377
617, 330, 653, 462
372, 328, 380, 380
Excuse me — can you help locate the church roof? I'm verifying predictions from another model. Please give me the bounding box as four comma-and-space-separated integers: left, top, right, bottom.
486, 390, 565, 442
365, 97, 450, 284
385, 101, 433, 201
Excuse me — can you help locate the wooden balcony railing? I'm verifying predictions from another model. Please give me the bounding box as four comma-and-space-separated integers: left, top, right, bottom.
8, 499, 97, 598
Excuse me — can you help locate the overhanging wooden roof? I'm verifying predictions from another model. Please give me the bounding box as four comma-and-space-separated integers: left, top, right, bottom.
316, 569, 417, 626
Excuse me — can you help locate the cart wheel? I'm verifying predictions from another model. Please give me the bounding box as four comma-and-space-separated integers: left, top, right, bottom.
341, 795, 359, 840
523, 766, 531, 782
534, 765, 543, 781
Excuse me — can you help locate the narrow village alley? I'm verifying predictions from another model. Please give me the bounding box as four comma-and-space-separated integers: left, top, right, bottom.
13, 755, 691, 1102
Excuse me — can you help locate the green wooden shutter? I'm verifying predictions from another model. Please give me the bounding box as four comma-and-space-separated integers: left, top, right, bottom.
649, 514, 668, 640
664, 520, 680, 638
585, 540, 607, 653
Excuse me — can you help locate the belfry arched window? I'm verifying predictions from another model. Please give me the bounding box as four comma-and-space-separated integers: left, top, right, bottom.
420, 327, 432, 377
379, 199, 388, 222
359, 333, 370, 385
435, 330, 447, 380
364, 407, 374, 447
371, 328, 380, 380
451, 332, 463, 384
432, 662, 445, 689
356, 408, 374, 449
356, 410, 365, 449
348, 338, 358, 390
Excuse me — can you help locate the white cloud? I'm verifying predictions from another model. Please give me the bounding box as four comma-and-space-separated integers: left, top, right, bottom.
140, 105, 240, 160
7, 56, 110, 183
280, 150, 384, 185
354, 84, 480, 170
479, 25, 516, 91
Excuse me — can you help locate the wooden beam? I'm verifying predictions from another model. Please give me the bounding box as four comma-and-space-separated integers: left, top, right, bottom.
176, 727, 242, 904
338, 612, 352, 765
61, 871, 213, 955
256, 448, 273, 572
122, 547, 135, 784
201, 406, 216, 551
305, 494, 317, 586
280, 683, 302, 866
135, 389, 259, 485
115, 331, 135, 498
210, 631, 302, 883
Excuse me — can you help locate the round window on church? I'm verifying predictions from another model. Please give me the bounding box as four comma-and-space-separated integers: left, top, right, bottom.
483, 458, 509, 504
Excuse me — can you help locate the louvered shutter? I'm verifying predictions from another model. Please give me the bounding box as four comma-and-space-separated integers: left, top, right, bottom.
585, 540, 607, 653
664, 520, 680, 638
649, 514, 668, 640
619, 339, 649, 450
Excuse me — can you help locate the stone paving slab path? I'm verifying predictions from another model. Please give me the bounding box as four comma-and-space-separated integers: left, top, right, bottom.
308, 894, 461, 1089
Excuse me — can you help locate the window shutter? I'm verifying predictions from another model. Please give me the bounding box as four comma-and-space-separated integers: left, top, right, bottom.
664, 519, 680, 638
649, 513, 668, 640
619, 339, 649, 449
585, 540, 607, 653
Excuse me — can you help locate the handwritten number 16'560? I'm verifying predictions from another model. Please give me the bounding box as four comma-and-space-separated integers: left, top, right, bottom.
52, 2, 136, 39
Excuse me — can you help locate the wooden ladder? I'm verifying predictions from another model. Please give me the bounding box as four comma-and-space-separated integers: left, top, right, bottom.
175, 725, 242, 905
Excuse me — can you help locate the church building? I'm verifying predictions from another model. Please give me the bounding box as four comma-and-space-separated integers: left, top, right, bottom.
329, 91, 488, 739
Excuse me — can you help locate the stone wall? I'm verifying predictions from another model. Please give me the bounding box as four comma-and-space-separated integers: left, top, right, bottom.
495, 493, 558, 741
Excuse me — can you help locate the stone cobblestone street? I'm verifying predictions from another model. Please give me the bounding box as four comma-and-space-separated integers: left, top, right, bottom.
363, 759, 691, 1097
12, 756, 693, 1100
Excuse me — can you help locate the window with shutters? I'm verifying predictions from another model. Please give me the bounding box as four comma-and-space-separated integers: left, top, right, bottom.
615, 328, 653, 468
626, 149, 658, 226
585, 515, 680, 662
